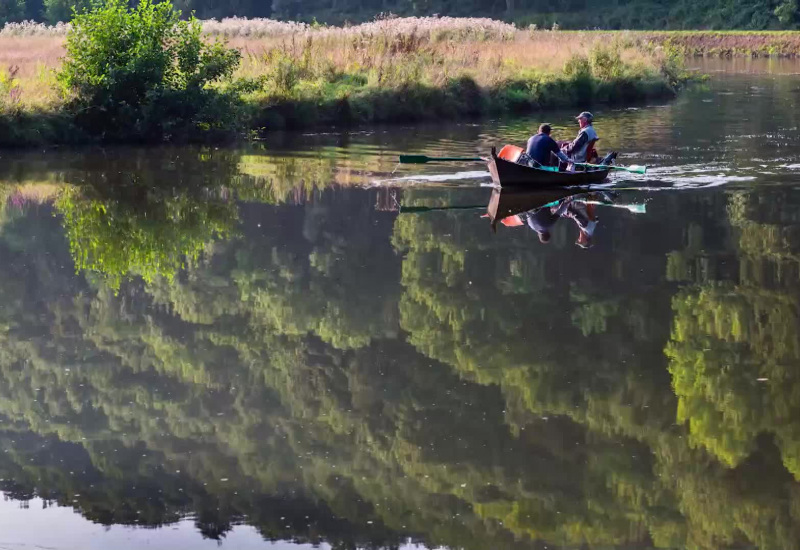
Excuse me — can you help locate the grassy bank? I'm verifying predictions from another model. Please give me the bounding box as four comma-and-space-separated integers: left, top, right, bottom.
636, 31, 800, 58
232, 23, 688, 131
0, 18, 691, 147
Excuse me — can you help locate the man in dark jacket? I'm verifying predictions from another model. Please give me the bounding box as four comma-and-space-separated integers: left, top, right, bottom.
525, 124, 570, 167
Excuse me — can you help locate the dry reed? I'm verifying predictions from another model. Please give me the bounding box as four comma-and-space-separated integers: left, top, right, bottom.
0, 36, 63, 106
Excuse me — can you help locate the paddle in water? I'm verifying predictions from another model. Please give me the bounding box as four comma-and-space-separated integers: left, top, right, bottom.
574, 162, 648, 174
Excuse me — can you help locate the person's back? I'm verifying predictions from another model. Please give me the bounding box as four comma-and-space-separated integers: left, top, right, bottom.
525, 124, 568, 166
522, 198, 573, 243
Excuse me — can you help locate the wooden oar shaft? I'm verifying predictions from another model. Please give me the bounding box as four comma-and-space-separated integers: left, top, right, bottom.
400, 204, 485, 213
399, 154, 485, 164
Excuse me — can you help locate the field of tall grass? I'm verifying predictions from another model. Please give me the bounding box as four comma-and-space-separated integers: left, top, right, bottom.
0, 17, 694, 146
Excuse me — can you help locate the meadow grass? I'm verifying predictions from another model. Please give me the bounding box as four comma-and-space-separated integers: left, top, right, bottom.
0, 36, 63, 108
0, 17, 703, 146
227, 28, 684, 130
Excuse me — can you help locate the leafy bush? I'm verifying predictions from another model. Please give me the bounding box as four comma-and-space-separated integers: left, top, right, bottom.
57, 0, 243, 142
657, 44, 690, 90
264, 49, 304, 96
0, 66, 21, 111
589, 45, 624, 80
563, 54, 591, 80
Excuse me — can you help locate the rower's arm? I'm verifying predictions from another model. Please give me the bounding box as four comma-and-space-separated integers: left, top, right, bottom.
549, 138, 569, 162
564, 132, 588, 154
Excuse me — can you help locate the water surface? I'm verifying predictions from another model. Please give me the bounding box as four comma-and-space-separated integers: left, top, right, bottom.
2, 58, 800, 550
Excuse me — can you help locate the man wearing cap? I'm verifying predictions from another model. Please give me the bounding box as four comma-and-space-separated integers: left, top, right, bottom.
562, 111, 599, 164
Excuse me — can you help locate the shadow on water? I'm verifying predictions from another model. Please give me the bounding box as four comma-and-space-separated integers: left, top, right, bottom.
3, 60, 800, 550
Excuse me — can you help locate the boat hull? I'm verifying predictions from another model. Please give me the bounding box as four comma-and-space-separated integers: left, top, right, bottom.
487, 187, 579, 227
488, 147, 611, 187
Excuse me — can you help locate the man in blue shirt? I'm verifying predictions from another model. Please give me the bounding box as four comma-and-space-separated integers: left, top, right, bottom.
525, 124, 570, 167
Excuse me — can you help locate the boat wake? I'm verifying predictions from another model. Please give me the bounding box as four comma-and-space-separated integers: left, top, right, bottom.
373, 170, 493, 185
377, 158, 797, 189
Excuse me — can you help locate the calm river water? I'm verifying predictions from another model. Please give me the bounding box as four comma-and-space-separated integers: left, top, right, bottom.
2, 58, 800, 550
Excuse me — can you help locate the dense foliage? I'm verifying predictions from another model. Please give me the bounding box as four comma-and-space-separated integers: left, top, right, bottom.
3, 0, 800, 28
57, 0, 242, 142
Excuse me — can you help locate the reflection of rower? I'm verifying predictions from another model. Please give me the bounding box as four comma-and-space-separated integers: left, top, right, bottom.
486, 187, 579, 232
521, 196, 599, 248
486, 188, 615, 247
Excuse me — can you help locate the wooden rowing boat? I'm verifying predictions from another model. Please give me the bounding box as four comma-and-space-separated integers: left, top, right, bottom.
488, 146, 611, 187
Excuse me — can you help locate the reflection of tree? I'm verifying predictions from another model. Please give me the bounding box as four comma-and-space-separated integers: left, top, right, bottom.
665, 191, 800, 480
56, 185, 237, 288
50, 150, 244, 289
392, 193, 800, 550
390, 207, 692, 546
668, 285, 800, 467
6, 183, 800, 550
658, 189, 800, 550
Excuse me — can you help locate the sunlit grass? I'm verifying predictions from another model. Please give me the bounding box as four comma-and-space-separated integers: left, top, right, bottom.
0, 22, 678, 114
0, 36, 63, 107
230, 30, 664, 89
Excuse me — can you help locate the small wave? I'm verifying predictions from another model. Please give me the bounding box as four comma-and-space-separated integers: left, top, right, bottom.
646, 163, 731, 175
672, 177, 751, 188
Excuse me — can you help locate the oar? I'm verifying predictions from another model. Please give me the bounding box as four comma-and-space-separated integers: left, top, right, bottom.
400, 204, 485, 213
399, 154, 485, 164
584, 200, 647, 214
575, 162, 648, 174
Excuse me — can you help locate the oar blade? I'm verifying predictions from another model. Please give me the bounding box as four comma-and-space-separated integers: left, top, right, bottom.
606, 164, 648, 174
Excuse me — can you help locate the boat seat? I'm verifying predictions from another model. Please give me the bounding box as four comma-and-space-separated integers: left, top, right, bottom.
587, 139, 599, 163
497, 144, 524, 163
572, 139, 600, 171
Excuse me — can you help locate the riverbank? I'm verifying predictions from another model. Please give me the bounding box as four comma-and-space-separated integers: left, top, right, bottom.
637, 31, 800, 58
0, 19, 692, 147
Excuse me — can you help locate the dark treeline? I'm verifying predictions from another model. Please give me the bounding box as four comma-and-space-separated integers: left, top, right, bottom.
2, 0, 800, 29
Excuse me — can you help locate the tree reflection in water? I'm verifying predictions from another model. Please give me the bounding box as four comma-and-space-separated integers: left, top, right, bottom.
2, 154, 800, 549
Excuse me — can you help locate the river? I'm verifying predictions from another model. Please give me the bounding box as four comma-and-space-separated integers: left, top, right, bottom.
1, 58, 800, 550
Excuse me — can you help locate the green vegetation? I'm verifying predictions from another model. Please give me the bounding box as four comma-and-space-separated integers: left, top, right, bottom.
58, 0, 242, 142
0, 1, 694, 147
243, 41, 683, 130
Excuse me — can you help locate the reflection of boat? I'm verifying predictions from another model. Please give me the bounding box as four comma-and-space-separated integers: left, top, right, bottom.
488, 146, 611, 187
486, 186, 583, 231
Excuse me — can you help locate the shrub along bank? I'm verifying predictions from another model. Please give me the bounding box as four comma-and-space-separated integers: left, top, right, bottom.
0, 10, 692, 148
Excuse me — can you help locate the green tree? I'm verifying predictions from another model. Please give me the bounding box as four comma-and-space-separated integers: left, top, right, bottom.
775, 0, 799, 25
57, 0, 242, 142
42, 0, 87, 22
0, 0, 25, 24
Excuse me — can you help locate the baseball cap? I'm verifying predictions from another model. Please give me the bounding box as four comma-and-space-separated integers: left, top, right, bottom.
576, 111, 594, 121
